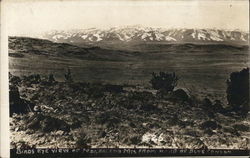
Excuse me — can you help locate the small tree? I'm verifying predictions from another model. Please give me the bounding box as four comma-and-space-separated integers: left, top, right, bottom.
150, 72, 178, 93
48, 74, 55, 83
64, 68, 73, 82
226, 67, 249, 113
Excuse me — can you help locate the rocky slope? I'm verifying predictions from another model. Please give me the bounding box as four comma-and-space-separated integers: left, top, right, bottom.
9, 74, 250, 149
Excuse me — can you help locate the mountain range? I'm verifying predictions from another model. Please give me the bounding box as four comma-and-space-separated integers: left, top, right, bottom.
43, 26, 249, 45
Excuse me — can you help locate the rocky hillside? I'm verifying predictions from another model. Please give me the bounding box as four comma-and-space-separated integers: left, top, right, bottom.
9, 74, 250, 149
43, 26, 249, 45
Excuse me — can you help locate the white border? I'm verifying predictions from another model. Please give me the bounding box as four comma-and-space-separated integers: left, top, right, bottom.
1, 0, 10, 157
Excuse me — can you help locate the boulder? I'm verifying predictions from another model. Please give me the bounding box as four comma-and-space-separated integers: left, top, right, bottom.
201, 98, 212, 107
170, 89, 189, 102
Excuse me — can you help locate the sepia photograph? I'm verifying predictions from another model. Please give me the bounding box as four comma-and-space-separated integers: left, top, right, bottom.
1, 0, 249, 157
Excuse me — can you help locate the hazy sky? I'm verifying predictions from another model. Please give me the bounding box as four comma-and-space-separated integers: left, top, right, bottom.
3, 0, 249, 36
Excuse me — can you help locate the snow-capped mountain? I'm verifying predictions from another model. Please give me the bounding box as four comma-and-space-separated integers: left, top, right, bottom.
43, 26, 249, 45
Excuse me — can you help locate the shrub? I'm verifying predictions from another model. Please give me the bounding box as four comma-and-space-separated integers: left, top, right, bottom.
9, 73, 21, 85
129, 135, 142, 145
23, 74, 41, 84
9, 53, 25, 58
120, 91, 155, 110
104, 84, 124, 93
150, 72, 178, 93
26, 114, 70, 132
226, 68, 249, 113
87, 83, 104, 98
9, 85, 34, 116
233, 124, 249, 132
128, 91, 154, 101
96, 111, 121, 128
75, 133, 91, 148
200, 120, 220, 130
17, 141, 33, 149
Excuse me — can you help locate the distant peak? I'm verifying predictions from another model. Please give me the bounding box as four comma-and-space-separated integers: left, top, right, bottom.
42, 26, 249, 45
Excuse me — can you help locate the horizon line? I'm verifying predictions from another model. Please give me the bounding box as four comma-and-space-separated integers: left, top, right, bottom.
10, 25, 249, 37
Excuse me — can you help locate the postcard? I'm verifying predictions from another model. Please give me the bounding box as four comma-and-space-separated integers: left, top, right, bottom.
1, 0, 249, 157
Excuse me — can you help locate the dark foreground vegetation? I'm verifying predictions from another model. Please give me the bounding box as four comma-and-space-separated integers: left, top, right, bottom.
9, 68, 249, 149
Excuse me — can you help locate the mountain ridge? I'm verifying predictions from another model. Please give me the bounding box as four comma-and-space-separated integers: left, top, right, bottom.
43, 26, 249, 45
8, 36, 143, 61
